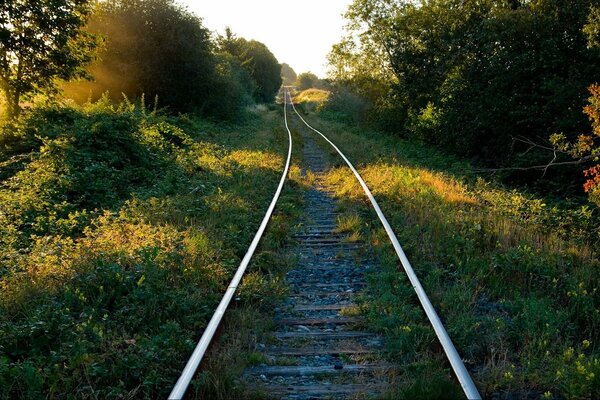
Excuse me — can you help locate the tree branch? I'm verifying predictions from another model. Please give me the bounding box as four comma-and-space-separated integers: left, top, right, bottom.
472, 154, 598, 174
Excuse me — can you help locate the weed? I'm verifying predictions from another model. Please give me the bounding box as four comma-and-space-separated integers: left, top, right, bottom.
306, 112, 600, 398
0, 100, 303, 399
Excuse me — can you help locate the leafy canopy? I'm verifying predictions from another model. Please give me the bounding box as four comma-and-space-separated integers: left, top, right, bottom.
0, 0, 97, 118
296, 72, 320, 90
63, 0, 216, 114
281, 63, 297, 86
328, 0, 600, 197
219, 29, 282, 103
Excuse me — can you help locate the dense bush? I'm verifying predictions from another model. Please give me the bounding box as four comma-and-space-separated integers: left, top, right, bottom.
295, 72, 320, 90
203, 54, 256, 119
62, 0, 281, 119
0, 100, 183, 274
218, 29, 282, 103
280, 63, 297, 86
0, 100, 298, 398
63, 0, 218, 114
311, 115, 600, 399
327, 0, 600, 198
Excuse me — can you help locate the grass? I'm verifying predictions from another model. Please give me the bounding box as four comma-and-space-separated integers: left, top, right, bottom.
293, 89, 331, 105
4, 96, 599, 399
297, 109, 600, 399
0, 100, 304, 399
293, 89, 331, 114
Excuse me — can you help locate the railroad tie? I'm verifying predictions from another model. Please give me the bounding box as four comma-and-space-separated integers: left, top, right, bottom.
241, 117, 394, 400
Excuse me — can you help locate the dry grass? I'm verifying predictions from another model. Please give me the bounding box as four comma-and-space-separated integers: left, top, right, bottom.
293, 89, 331, 106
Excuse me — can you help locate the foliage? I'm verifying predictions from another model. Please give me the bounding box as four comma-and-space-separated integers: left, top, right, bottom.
326, 20, 403, 131
219, 29, 282, 103
293, 89, 331, 117
62, 3, 283, 118
305, 111, 600, 399
585, 6, 600, 48
295, 72, 320, 90
62, 0, 219, 115
204, 53, 256, 119
0, 0, 97, 118
0, 100, 301, 398
319, 85, 365, 122
551, 85, 600, 205
293, 89, 330, 106
280, 63, 297, 86
328, 0, 600, 196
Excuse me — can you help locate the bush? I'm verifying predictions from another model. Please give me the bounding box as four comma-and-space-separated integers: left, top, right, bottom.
63, 0, 239, 117
0, 99, 301, 398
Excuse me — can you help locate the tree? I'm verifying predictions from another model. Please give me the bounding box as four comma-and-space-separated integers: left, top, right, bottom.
580, 85, 600, 204
219, 29, 282, 103
0, 0, 97, 118
204, 53, 256, 118
296, 72, 320, 90
63, 0, 216, 114
281, 63, 297, 86
330, 0, 600, 167
585, 6, 600, 48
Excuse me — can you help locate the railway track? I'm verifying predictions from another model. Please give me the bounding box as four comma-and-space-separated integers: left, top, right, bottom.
241, 112, 390, 399
169, 89, 481, 399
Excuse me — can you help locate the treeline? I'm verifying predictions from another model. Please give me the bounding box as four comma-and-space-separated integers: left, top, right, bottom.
61, 0, 282, 118
326, 0, 600, 198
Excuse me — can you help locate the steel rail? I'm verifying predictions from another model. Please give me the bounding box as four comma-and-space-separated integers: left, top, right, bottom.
168, 90, 294, 399
288, 100, 481, 400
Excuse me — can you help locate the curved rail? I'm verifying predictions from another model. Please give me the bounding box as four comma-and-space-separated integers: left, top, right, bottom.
288, 100, 481, 400
168, 91, 294, 400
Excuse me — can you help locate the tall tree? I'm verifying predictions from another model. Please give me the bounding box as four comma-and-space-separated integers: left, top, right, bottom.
296, 72, 319, 90
219, 30, 282, 103
330, 0, 600, 168
64, 0, 216, 113
0, 0, 97, 118
281, 63, 297, 86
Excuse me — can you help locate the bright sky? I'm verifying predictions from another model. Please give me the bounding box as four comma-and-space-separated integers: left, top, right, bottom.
181, 0, 353, 78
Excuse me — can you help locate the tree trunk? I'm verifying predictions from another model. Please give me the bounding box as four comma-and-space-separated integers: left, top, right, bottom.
5, 58, 24, 119
0, 86, 18, 120
9, 90, 21, 119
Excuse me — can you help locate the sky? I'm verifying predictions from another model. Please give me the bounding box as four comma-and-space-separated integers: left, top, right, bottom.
181, 0, 354, 78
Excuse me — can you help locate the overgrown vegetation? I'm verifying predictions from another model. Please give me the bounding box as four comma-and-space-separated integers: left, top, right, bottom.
60, 0, 282, 118
293, 89, 331, 113
296, 109, 600, 399
295, 72, 321, 91
0, 0, 97, 118
280, 63, 297, 86
0, 1, 298, 398
2, 0, 600, 399
63, 0, 218, 114
0, 100, 302, 398
217, 28, 283, 104
326, 0, 600, 201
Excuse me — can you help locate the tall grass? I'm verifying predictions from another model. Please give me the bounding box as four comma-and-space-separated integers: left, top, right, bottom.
0, 101, 303, 399
302, 113, 600, 399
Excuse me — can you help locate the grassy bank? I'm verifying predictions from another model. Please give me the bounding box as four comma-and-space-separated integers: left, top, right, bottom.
0, 100, 303, 399
295, 109, 600, 399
